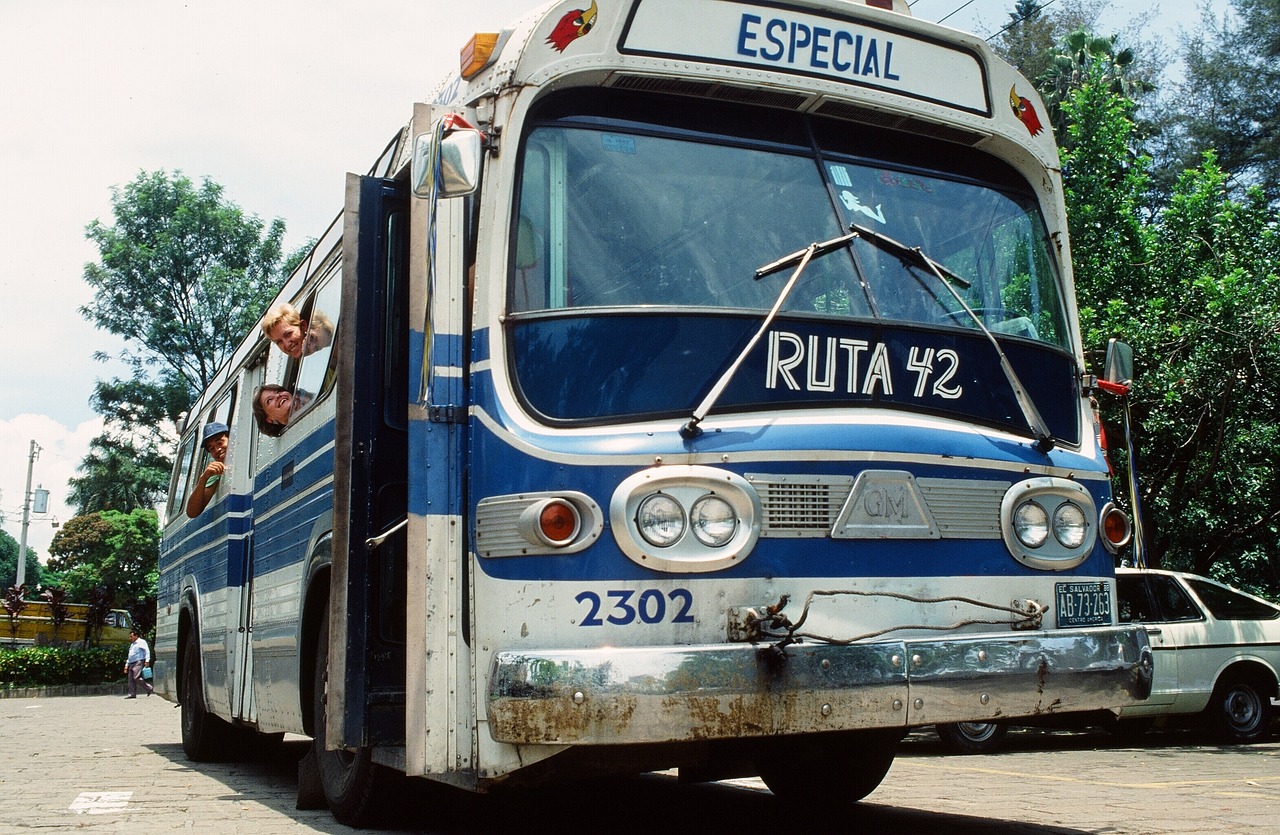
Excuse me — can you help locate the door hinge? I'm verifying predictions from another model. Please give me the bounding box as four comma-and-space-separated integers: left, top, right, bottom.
428, 405, 467, 424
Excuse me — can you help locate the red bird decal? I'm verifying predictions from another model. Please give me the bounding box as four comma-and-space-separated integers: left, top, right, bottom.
1009, 85, 1044, 136
547, 1, 598, 52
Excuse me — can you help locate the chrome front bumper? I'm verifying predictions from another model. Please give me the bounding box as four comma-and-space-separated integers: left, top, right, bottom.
487, 626, 1152, 744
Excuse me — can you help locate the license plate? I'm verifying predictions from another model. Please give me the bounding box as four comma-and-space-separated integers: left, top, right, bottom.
1055, 582, 1112, 627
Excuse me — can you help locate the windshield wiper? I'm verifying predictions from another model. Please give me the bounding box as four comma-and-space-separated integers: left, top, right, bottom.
680, 231, 858, 439
848, 222, 1055, 452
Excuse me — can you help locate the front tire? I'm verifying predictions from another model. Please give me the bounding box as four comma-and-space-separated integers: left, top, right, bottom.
313, 608, 386, 826
936, 722, 1008, 754
1207, 675, 1274, 744
755, 730, 899, 803
181, 633, 230, 761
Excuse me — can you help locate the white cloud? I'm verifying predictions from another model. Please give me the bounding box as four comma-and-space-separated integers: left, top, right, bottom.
0, 414, 104, 567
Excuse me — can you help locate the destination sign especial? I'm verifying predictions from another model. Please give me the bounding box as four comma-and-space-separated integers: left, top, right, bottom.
622, 0, 989, 114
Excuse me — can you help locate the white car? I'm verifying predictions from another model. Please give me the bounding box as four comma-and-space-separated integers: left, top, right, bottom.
936, 567, 1280, 753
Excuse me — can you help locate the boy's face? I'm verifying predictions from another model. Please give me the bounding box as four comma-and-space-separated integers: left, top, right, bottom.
205, 433, 229, 462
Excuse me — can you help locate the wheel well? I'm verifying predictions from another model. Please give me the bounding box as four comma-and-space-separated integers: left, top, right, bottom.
300, 566, 331, 737
1218, 660, 1279, 698
177, 597, 195, 700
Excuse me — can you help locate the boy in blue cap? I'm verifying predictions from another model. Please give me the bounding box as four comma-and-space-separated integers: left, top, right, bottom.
185, 422, 229, 518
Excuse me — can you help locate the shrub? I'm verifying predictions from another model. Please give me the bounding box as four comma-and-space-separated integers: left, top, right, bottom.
0, 645, 127, 688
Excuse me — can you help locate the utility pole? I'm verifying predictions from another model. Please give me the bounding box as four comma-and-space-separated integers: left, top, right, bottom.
15, 440, 41, 589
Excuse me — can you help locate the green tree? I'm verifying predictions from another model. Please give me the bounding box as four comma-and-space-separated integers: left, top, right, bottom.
77, 171, 290, 515
46, 510, 160, 620
0, 528, 48, 591
1059, 46, 1280, 596
83, 170, 287, 400
1159, 0, 1280, 204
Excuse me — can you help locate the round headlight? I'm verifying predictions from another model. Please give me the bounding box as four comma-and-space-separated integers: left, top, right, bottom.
637, 493, 685, 548
690, 494, 737, 547
1053, 502, 1088, 549
1013, 501, 1049, 548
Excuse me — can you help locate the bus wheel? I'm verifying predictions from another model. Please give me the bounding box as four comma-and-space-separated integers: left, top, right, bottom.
181, 635, 228, 761
936, 721, 1009, 754
755, 730, 899, 803
313, 609, 384, 826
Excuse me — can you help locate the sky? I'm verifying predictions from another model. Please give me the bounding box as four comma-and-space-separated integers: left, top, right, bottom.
0, 0, 1211, 562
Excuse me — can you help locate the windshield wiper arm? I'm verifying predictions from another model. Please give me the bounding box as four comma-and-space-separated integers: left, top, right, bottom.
849, 222, 1055, 452
680, 231, 858, 439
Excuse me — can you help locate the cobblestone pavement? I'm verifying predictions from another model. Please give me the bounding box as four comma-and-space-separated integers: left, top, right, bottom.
1, 693, 1276, 833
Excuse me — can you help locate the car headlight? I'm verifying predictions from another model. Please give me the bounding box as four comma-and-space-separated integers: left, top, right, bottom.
691, 494, 737, 546
1053, 502, 1088, 548
637, 493, 686, 547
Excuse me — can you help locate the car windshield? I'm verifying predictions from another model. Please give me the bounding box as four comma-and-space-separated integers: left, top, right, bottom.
1186, 578, 1280, 621
510, 119, 1069, 349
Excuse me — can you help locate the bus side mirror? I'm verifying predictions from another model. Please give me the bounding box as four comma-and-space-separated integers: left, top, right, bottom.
411, 121, 482, 199
1104, 338, 1133, 386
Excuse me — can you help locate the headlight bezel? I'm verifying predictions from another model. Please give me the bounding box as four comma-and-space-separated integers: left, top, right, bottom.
1001, 477, 1097, 570
611, 466, 761, 573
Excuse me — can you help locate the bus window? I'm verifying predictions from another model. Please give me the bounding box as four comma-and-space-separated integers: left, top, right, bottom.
167, 433, 198, 522
291, 274, 341, 422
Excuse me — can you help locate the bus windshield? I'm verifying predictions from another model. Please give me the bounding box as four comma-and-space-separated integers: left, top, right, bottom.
511, 119, 1067, 347
508, 94, 1075, 433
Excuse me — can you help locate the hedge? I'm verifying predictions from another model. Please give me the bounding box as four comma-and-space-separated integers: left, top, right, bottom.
0, 646, 127, 688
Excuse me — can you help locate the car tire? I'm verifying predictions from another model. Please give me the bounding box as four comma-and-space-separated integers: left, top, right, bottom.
1207, 674, 1274, 744
936, 722, 1009, 754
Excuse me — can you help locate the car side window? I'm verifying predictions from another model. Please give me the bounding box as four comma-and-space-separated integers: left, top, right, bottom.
1186, 579, 1280, 621
1117, 576, 1156, 623
1149, 576, 1202, 622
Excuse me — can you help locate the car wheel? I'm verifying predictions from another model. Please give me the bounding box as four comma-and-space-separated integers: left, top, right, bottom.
1207, 674, 1274, 744
755, 729, 900, 802
936, 722, 1009, 754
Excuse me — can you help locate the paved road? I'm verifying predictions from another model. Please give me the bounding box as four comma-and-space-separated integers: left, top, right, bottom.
1, 693, 1276, 833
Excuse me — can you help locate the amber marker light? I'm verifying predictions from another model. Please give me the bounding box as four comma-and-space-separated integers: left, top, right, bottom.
461, 33, 501, 80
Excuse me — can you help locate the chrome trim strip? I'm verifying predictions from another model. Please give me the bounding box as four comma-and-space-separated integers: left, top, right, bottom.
487, 626, 1151, 745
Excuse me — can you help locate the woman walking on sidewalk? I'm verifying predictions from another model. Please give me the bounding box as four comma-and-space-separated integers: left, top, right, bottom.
123, 629, 152, 698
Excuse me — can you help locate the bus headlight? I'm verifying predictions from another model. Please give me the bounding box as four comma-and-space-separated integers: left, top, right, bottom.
1053, 502, 1088, 548
611, 466, 761, 573
637, 493, 686, 547
691, 494, 737, 546
1013, 501, 1049, 548
1001, 477, 1097, 571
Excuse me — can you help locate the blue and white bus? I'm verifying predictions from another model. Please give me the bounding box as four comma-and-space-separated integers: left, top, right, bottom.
155, 0, 1152, 824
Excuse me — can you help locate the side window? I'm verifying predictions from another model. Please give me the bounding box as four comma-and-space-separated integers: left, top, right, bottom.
1117, 576, 1156, 623
291, 275, 342, 422
187, 390, 237, 499
167, 433, 198, 522
1150, 576, 1203, 622
1186, 579, 1280, 621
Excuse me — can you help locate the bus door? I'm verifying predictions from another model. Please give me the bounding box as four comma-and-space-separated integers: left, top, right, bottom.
229, 364, 267, 723
331, 173, 410, 750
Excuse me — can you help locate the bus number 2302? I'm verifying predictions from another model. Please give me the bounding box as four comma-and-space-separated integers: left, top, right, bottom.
576, 589, 695, 626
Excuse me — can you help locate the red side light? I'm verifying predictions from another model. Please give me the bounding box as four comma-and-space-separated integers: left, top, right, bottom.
538, 499, 581, 546
1102, 506, 1132, 550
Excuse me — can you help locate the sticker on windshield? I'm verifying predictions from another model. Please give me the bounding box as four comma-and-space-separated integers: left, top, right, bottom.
840, 190, 886, 225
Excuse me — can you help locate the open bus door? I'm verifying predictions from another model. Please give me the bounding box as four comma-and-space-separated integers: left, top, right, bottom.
328, 173, 410, 763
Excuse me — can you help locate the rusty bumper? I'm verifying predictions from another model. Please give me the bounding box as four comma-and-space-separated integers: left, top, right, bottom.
486, 626, 1152, 745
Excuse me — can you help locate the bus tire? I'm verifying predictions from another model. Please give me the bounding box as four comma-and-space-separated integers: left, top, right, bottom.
936, 721, 1009, 754
181, 634, 229, 761
313, 608, 384, 826
755, 729, 899, 803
